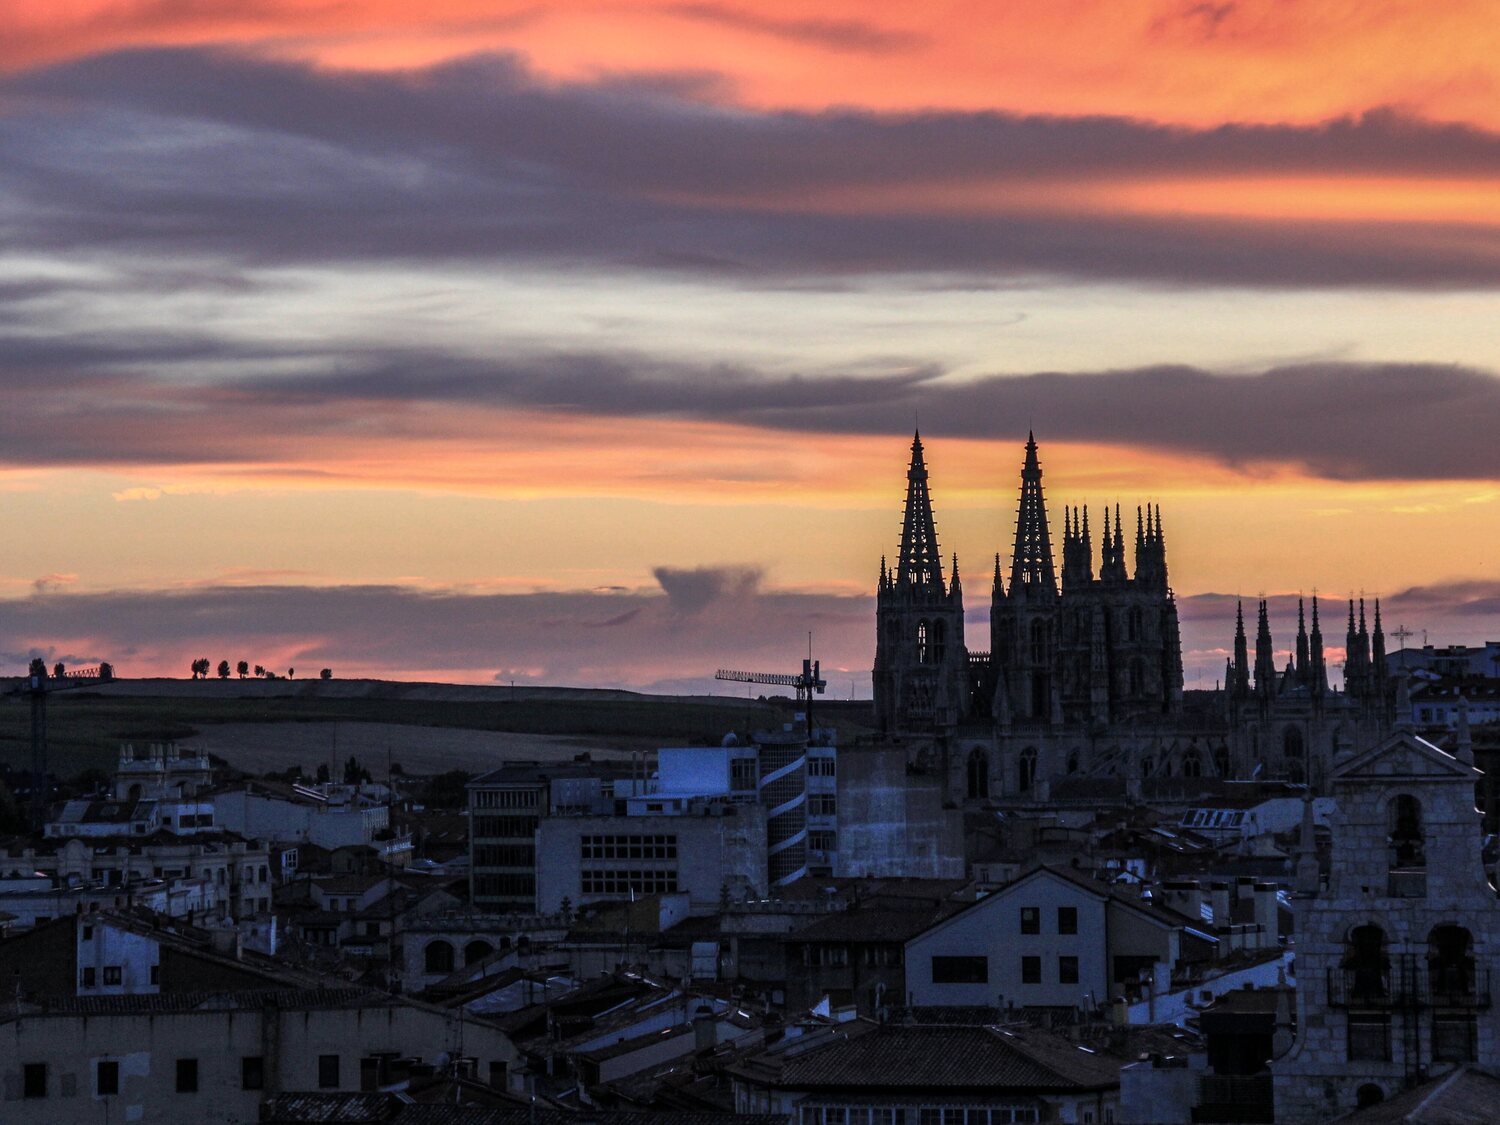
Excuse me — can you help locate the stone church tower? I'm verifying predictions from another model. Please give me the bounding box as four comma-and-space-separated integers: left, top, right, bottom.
989, 434, 1182, 730
1273, 709, 1495, 1121
873, 432, 969, 733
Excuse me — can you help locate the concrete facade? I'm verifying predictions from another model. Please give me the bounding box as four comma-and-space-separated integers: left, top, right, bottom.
535, 803, 767, 914
833, 741, 964, 879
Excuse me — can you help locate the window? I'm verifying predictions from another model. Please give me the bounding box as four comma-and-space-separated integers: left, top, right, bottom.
966, 748, 989, 800
1020, 906, 1040, 934
425, 940, 455, 974
579, 834, 678, 860
1021, 955, 1042, 984
1018, 747, 1037, 791
1057, 906, 1078, 935
23, 1063, 46, 1098
103, 966, 122, 985
1347, 1013, 1391, 1061
1433, 1015, 1478, 1062
82, 924, 94, 941
1059, 955, 1080, 984
318, 1054, 341, 1089
731, 757, 759, 789
82, 966, 96, 987
580, 869, 679, 895
917, 620, 930, 664
930, 955, 988, 984
96, 1060, 119, 1097
150, 964, 160, 985
176, 1058, 199, 1094
242, 1056, 265, 1091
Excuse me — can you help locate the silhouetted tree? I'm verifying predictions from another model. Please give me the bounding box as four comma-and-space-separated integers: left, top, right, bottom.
316, 763, 330, 784
253, 665, 265, 678
28, 657, 46, 679
343, 755, 371, 784
320, 668, 332, 680
236, 660, 249, 678
287, 668, 295, 679
97, 661, 115, 682
52, 662, 65, 679
190, 658, 210, 679
217, 660, 231, 679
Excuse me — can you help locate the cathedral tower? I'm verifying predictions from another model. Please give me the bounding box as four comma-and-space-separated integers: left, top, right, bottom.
873, 432, 969, 732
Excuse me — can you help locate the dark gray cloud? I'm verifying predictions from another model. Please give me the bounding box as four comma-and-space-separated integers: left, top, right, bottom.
652, 565, 763, 614
5, 578, 1500, 696
4, 335, 1500, 480
0, 580, 869, 694
2, 48, 1500, 284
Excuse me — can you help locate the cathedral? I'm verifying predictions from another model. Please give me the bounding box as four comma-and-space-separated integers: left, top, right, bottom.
872, 432, 1392, 799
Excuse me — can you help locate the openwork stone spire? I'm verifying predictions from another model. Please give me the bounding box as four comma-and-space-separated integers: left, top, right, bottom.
1008, 431, 1057, 599
895, 431, 945, 591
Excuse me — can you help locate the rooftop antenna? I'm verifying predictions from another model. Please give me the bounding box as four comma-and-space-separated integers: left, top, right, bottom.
1392, 624, 1413, 652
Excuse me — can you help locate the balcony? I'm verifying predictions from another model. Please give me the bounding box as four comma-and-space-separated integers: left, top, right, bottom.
1431, 967, 1491, 1008
1327, 964, 1491, 1009
1327, 966, 1412, 1008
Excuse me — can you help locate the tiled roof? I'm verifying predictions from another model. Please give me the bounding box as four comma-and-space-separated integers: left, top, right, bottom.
265, 1092, 401, 1122
768, 1024, 1120, 1091
19, 986, 385, 1016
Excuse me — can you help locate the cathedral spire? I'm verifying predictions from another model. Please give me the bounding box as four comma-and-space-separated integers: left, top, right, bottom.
951, 553, 962, 595
1372, 598, 1387, 701
1310, 595, 1326, 694
894, 430, 945, 592
1232, 600, 1251, 700
992, 552, 1004, 598
1255, 600, 1275, 698
1008, 432, 1058, 600
1081, 506, 1093, 578
1295, 598, 1309, 684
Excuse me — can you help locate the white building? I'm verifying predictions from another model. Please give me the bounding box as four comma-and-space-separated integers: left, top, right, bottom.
905, 865, 1191, 1013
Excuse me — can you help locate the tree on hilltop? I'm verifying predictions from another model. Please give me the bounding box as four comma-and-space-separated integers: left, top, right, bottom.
236, 660, 249, 678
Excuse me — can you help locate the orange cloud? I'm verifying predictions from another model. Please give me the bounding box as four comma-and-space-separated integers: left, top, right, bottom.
8, 1, 1500, 130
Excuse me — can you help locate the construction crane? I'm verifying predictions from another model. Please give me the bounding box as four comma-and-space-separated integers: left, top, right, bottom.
716, 658, 827, 740
8, 663, 105, 827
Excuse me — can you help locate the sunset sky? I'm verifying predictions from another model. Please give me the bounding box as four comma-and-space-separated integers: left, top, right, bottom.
5, 1, 1500, 691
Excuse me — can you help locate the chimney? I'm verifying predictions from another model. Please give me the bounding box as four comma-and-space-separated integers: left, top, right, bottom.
1252, 882, 1278, 946
1209, 881, 1232, 929
692, 1003, 716, 1053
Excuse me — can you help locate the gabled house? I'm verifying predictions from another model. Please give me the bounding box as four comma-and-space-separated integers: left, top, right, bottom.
905, 865, 1195, 1014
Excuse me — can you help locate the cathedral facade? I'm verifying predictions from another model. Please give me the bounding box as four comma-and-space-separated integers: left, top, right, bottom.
872, 433, 1390, 800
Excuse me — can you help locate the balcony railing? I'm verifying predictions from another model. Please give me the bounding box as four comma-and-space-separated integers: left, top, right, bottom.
1327, 964, 1491, 1009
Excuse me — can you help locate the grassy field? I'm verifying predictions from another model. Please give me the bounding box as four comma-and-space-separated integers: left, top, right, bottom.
0, 683, 876, 781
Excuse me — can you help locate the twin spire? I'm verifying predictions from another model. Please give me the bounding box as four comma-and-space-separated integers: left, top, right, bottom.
888, 429, 1169, 601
